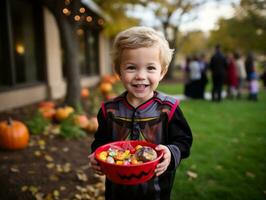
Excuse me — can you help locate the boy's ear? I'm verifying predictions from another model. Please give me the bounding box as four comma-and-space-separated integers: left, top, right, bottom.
160, 66, 168, 80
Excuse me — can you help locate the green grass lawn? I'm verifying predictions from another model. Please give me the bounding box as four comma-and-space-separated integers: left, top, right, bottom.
114, 80, 265, 199
169, 91, 266, 200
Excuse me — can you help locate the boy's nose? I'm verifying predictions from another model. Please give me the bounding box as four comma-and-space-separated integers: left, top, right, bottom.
135, 70, 146, 79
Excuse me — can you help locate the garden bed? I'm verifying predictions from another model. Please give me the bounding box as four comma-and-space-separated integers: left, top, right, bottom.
0, 105, 105, 200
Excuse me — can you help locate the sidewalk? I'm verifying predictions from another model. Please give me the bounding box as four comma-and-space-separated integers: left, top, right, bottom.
171, 91, 227, 101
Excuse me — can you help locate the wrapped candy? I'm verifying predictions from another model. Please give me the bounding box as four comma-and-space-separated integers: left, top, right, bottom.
135, 146, 157, 162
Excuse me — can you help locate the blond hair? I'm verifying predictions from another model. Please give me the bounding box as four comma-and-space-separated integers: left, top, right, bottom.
112, 26, 174, 75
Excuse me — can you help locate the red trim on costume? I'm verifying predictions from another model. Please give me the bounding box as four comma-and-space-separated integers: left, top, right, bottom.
168, 100, 179, 122
101, 102, 106, 119
139, 99, 154, 110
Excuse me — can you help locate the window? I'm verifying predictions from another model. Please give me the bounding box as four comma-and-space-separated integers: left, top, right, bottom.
0, 0, 45, 91
77, 27, 100, 77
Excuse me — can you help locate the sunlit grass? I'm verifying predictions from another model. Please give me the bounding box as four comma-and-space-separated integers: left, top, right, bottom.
171, 92, 266, 200
113, 79, 266, 199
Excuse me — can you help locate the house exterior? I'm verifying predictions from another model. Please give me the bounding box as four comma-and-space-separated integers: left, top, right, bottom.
0, 0, 111, 111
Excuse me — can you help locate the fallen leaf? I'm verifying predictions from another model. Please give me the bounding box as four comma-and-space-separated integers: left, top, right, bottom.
34, 151, 42, 157
215, 165, 223, 170
186, 170, 198, 179
49, 175, 59, 181
44, 193, 53, 200
44, 155, 54, 162
62, 163, 72, 173
50, 125, 60, 135
21, 185, 28, 192
29, 185, 39, 194
46, 163, 55, 169
34, 192, 44, 200
38, 140, 46, 146
53, 190, 60, 198
10, 167, 20, 173
74, 194, 82, 200
56, 164, 63, 173
62, 147, 69, 152
76, 185, 87, 193
60, 186, 66, 191
50, 147, 58, 152
245, 171, 256, 178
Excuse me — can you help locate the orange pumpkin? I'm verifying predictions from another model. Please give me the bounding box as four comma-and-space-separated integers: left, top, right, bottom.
101, 75, 116, 84
86, 117, 99, 133
74, 114, 89, 129
80, 88, 90, 98
0, 118, 30, 150
38, 107, 56, 119
99, 82, 113, 94
55, 106, 74, 121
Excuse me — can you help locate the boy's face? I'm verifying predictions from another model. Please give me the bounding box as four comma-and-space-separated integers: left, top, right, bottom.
119, 46, 165, 106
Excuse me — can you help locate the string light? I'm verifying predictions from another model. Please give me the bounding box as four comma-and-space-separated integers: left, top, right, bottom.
16, 44, 25, 55
62, 8, 71, 16
79, 7, 85, 13
74, 15, 81, 21
98, 19, 104, 25
86, 16, 92, 22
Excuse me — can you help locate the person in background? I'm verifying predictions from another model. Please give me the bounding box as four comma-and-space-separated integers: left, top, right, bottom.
226, 53, 238, 99
88, 26, 193, 200
248, 72, 259, 101
260, 64, 266, 90
183, 56, 191, 97
245, 52, 255, 82
185, 55, 202, 99
234, 52, 246, 99
198, 53, 209, 99
209, 44, 227, 102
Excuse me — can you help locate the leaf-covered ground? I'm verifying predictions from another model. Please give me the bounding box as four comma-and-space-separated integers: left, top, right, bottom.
0, 106, 104, 200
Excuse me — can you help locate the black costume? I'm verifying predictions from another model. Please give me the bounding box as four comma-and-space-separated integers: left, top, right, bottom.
91, 91, 193, 200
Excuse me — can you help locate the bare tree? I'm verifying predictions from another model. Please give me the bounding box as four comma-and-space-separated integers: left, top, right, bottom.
131, 0, 209, 79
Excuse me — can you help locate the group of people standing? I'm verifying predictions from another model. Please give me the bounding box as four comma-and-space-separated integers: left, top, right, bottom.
184, 44, 259, 102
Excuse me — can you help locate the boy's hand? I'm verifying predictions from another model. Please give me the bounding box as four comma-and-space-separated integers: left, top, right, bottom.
154, 145, 171, 176
88, 153, 104, 175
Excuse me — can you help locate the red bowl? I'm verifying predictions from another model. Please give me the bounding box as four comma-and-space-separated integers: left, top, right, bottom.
94, 140, 163, 185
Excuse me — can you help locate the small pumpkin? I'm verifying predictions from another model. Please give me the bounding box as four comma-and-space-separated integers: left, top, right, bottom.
55, 106, 74, 121
99, 82, 113, 94
80, 88, 90, 98
0, 118, 30, 150
86, 117, 98, 133
101, 75, 116, 84
38, 107, 56, 119
74, 114, 89, 129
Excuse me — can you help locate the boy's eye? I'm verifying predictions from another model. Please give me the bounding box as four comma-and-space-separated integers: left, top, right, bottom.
147, 66, 156, 71
125, 66, 136, 70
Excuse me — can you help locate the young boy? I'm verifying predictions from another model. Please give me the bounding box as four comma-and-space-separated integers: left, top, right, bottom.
88, 26, 193, 200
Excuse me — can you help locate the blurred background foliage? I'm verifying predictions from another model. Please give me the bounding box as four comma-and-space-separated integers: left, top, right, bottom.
93, 0, 266, 55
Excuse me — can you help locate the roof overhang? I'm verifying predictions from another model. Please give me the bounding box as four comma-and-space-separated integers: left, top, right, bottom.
81, 0, 111, 22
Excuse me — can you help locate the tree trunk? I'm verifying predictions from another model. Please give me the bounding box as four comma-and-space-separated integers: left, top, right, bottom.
57, 17, 81, 107
41, 0, 81, 108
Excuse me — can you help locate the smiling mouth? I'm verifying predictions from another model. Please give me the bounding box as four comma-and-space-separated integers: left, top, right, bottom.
132, 84, 149, 89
